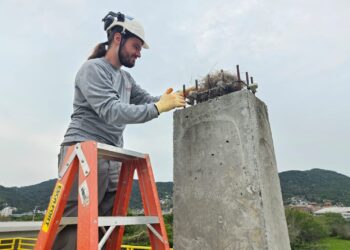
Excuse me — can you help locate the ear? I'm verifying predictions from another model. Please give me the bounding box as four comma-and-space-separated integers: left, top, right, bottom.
113, 32, 122, 46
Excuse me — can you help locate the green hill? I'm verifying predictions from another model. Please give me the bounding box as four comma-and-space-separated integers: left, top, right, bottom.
1, 168, 350, 213
0, 179, 56, 213
130, 181, 173, 210
0, 180, 172, 213
279, 168, 350, 205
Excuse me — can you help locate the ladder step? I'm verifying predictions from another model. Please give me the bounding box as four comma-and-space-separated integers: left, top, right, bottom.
97, 142, 146, 161
98, 216, 159, 227
59, 216, 159, 227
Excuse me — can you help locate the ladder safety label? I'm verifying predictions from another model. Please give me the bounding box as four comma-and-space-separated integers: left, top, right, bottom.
79, 180, 90, 207
41, 182, 63, 232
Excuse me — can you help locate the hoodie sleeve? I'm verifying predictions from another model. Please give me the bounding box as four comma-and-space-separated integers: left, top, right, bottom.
127, 73, 161, 105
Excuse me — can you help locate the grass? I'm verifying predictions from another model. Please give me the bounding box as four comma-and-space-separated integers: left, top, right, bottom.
294, 238, 350, 250
315, 237, 350, 250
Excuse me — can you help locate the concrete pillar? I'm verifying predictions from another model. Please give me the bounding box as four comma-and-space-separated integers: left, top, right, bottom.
173, 90, 290, 250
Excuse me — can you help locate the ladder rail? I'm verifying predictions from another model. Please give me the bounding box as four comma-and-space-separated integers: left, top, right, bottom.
99, 225, 116, 250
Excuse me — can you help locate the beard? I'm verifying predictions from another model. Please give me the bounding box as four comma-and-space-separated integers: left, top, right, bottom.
118, 44, 136, 68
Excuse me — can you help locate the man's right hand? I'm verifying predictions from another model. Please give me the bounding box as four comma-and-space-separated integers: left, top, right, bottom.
155, 88, 186, 113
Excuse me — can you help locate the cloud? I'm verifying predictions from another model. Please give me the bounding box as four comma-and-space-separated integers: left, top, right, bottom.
1, 0, 350, 187
0, 118, 63, 186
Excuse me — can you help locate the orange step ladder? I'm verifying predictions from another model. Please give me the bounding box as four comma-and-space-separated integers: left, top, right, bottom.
34, 141, 170, 250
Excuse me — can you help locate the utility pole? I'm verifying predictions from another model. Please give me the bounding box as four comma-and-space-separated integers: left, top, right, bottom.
32, 206, 39, 221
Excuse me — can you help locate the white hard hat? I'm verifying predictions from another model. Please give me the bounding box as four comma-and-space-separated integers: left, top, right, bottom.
103, 12, 149, 49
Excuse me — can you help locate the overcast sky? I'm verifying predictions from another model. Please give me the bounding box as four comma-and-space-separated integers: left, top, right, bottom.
1, 0, 349, 187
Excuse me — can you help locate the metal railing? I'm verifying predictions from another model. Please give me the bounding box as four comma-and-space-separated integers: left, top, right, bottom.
122, 246, 173, 250
122, 246, 154, 250
0, 237, 15, 249
0, 238, 173, 250
0, 237, 35, 250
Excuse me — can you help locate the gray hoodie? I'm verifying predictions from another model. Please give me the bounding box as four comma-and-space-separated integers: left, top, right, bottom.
62, 57, 159, 147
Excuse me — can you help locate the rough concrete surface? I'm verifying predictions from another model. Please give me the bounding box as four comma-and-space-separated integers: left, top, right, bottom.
173, 90, 290, 250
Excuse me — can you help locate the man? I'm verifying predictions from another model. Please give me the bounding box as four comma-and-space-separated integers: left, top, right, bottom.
53, 11, 186, 249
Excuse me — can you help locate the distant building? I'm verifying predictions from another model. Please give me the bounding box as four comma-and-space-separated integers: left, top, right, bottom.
308, 202, 321, 212
323, 200, 333, 207
11, 212, 33, 217
0, 206, 17, 217
289, 203, 321, 213
288, 196, 309, 206
314, 207, 350, 221
36, 209, 46, 215
287, 197, 321, 213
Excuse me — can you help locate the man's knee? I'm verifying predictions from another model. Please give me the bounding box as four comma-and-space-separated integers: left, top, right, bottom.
52, 225, 77, 250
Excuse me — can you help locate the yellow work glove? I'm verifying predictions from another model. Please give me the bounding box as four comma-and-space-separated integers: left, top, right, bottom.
155, 88, 186, 113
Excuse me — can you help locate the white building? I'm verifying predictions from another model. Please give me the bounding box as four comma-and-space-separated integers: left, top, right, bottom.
314, 207, 350, 221
0, 206, 17, 217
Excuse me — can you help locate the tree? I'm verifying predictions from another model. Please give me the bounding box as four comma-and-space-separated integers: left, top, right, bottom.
316, 212, 346, 237
285, 208, 327, 249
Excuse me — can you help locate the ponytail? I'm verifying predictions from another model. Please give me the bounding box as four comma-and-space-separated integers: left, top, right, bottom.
87, 26, 130, 60
88, 42, 108, 60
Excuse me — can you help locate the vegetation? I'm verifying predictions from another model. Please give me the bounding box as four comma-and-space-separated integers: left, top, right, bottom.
286, 208, 350, 249
2, 169, 350, 213
0, 180, 173, 213
317, 237, 350, 250
2, 168, 350, 249
129, 181, 173, 210
123, 213, 173, 247
0, 179, 56, 213
124, 211, 350, 249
